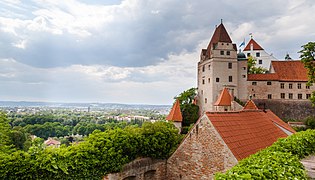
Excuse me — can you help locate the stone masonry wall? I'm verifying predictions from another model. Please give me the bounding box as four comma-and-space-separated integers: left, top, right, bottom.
166, 114, 238, 180
254, 99, 315, 120
103, 158, 167, 180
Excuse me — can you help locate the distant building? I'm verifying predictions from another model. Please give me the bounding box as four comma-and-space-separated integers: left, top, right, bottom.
44, 138, 61, 148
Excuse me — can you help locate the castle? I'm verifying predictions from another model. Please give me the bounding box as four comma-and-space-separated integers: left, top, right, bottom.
104, 22, 314, 180
197, 22, 315, 118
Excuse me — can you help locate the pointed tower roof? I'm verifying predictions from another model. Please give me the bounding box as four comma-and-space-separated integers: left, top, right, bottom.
214, 88, 232, 106
243, 38, 264, 51
209, 23, 232, 44
243, 100, 259, 110
166, 99, 182, 122
206, 23, 234, 58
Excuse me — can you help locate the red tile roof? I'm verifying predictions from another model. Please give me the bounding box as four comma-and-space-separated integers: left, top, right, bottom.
248, 61, 308, 82
214, 88, 232, 106
166, 99, 183, 122
207, 110, 289, 160
243, 100, 258, 110
243, 38, 264, 51
264, 110, 295, 134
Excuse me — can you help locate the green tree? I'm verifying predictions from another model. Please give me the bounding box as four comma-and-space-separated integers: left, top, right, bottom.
0, 113, 13, 152
299, 42, 315, 104
9, 126, 32, 151
247, 56, 268, 74
174, 88, 199, 129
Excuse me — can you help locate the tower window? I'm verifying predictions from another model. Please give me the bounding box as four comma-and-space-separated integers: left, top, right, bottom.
267, 81, 272, 85
228, 62, 232, 69
229, 76, 233, 82
268, 94, 272, 99
208, 65, 211, 70
297, 83, 301, 89
202, 79, 205, 84
220, 51, 224, 55
208, 78, 210, 83
298, 94, 302, 99
216, 78, 220, 82
202, 65, 205, 72
281, 93, 285, 99
205, 98, 207, 103
256, 52, 260, 57
289, 93, 293, 99
242, 75, 246, 78
226, 51, 230, 55
243, 67, 246, 70
280, 83, 284, 89
289, 83, 293, 89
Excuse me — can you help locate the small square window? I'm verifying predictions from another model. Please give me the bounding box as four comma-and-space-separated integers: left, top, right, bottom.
280, 83, 284, 89
298, 94, 302, 99
228, 62, 232, 69
243, 67, 246, 70
298, 83, 301, 89
268, 94, 272, 99
242, 75, 246, 78
281, 93, 285, 99
289, 83, 293, 89
216, 78, 220, 82
247, 53, 251, 57
289, 93, 293, 99
252, 82, 257, 85
258, 60, 262, 64
229, 76, 233, 82
267, 81, 272, 85
256, 52, 260, 57
306, 94, 311, 99
220, 51, 224, 55
306, 85, 310, 89
227, 51, 230, 55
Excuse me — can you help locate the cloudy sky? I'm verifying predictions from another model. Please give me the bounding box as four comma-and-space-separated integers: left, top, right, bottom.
0, 0, 314, 105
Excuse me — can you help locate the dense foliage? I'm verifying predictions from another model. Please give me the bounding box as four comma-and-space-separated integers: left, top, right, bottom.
299, 42, 315, 105
0, 113, 182, 180
215, 130, 315, 179
7, 113, 145, 140
174, 88, 199, 129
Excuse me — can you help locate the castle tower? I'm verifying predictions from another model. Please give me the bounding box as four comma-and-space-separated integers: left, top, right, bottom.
166, 99, 182, 132
197, 22, 239, 113
243, 38, 277, 70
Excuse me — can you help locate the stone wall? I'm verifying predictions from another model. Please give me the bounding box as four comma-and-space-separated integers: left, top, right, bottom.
103, 158, 167, 180
166, 114, 238, 180
254, 99, 315, 120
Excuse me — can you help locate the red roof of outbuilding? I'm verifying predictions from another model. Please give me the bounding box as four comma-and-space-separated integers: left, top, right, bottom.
214, 88, 232, 106
243, 38, 264, 51
243, 100, 259, 110
207, 110, 290, 160
248, 61, 308, 82
166, 99, 182, 122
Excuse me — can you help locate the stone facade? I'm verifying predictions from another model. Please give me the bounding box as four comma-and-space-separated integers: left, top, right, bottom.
166, 114, 238, 180
103, 158, 167, 180
247, 81, 314, 101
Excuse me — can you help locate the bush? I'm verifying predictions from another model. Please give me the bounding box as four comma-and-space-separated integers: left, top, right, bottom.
215, 130, 315, 179
0, 121, 182, 179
